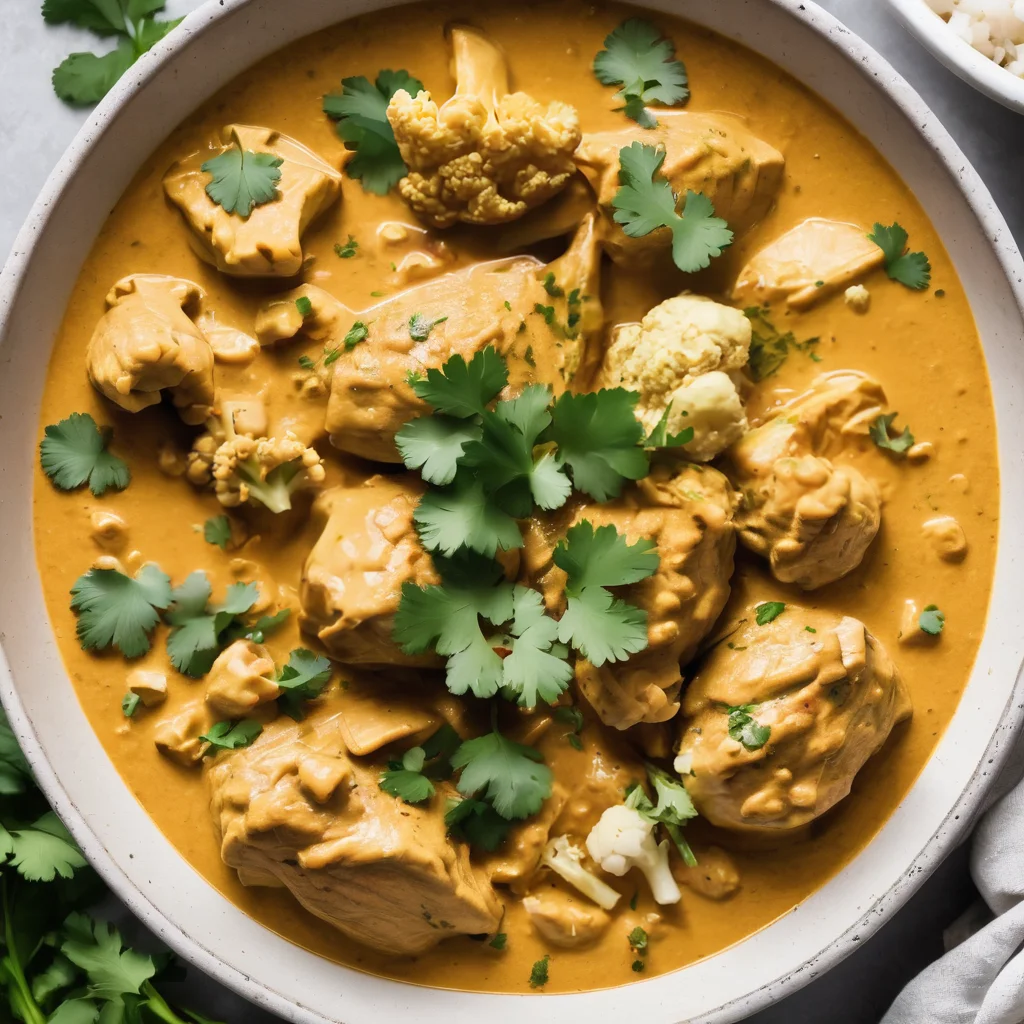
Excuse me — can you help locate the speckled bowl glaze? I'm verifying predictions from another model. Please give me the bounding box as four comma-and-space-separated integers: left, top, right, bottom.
1, 1, 1023, 1022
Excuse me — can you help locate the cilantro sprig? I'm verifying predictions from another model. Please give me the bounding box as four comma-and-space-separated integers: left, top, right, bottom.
612, 143, 733, 273
202, 141, 283, 219
744, 307, 821, 381
593, 18, 689, 128
323, 70, 425, 195
452, 727, 553, 821
275, 648, 332, 720
870, 412, 915, 456
868, 222, 931, 291
40, 413, 130, 496
379, 724, 460, 805
720, 703, 771, 751
70, 565, 172, 659
627, 763, 698, 866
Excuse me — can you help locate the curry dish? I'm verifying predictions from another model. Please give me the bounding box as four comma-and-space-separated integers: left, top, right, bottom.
33, 0, 998, 995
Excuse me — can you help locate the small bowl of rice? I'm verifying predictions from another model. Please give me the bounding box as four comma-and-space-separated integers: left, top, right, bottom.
885, 0, 1024, 111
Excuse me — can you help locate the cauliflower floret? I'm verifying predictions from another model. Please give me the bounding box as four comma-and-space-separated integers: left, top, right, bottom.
86, 274, 215, 425
206, 639, 279, 717
600, 293, 751, 461
540, 835, 622, 911
387, 25, 581, 227
585, 805, 682, 906
211, 433, 325, 514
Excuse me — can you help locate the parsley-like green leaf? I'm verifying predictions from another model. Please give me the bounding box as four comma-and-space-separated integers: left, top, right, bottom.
203, 515, 231, 551
70, 564, 172, 658
545, 388, 648, 501
275, 648, 332, 720
344, 321, 369, 349
61, 913, 155, 998
335, 235, 359, 258
644, 406, 694, 448
199, 719, 262, 753
40, 413, 130, 496
628, 925, 649, 954
121, 693, 140, 718
919, 604, 945, 636
755, 601, 786, 625
744, 307, 820, 381
593, 18, 689, 127
725, 704, 771, 751
409, 348, 509, 418
396, 416, 482, 486
231, 607, 290, 646
409, 313, 448, 342
379, 745, 440, 805
870, 412, 915, 456
295, 296, 313, 318
489, 932, 508, 950
201, 144, 282, 218
414, 473, 523, 558
1, 812, 87, 883
0, 709, 33, 796
529, 955, 550, 988
322, 71, 425, 194
444, 797, 511, 851
868, 222, 931, 290
627, 765, 699, 866
612, 143, 733, 273
542, 272, 564, 297
452, 730, 553, 820
499, 587, 573, 707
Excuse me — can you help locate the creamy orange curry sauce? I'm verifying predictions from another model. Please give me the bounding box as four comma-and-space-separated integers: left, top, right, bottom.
33, 0, 997, 996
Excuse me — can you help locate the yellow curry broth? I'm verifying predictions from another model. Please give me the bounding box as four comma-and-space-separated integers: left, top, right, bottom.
32, 0, 996, 995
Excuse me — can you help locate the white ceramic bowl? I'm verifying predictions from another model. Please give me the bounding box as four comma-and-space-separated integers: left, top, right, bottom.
2, 1, 1024, 1022
886, 0, 1024, 113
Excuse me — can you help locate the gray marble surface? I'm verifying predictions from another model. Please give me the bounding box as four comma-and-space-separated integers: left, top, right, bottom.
1, 0, 1020, 1020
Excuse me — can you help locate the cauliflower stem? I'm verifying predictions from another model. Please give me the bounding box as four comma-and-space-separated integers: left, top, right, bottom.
541, 835, 622, 911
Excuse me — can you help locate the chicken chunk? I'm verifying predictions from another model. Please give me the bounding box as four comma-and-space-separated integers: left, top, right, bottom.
163, 124, 342, 278
575, 112, 785, 266
600, 293, 752, 460
153, 698, 215, 767
523, 891, 610, 948
677, 606, 911, 830
86, 275, 215, 425
728, 371, 887, 588
733, 218, 885, 311
207, 707, 502, 954
205, 640, 280, 718
300, 476, 440, 666
387, 26, 581, 227
261, 215, 603, 462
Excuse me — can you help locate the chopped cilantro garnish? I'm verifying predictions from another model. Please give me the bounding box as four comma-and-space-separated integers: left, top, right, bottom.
40, 412, 130, 496
553, 521, 657, 666
295, 296, 313, 318
593, 18, 689, 128
805, 625, 817, 634
644, 406, 694, 448
529, 955, 550, 988
322, 70, 424, 194
534, 303, 556, 325
553, 705, 584, 749
298, 354, 317, 370
203, 515, 231, 551
612, 142, 732, 273
542, 272, 564, 297
628, 925, 648, 954
868, 222, 931, 290
870, 412, 915, 455
409, 313, 448, 342
744, 307, 820, 381
344, 321, 369, 349
723, 703, 771, 751
70, 565, 172, 658
334, 235, 359, 258
524, 344, 536, 367
275, 648, 332, 720
755, 601, 786, 625
627, 764, 699, 866
201, 142, 282, 219
632, 959, 645, 972
379, 724, 460, 805
200, 719, 262, 754
919, 604, 945, 636
489, 932, 508, 950
121, 693, 140, 718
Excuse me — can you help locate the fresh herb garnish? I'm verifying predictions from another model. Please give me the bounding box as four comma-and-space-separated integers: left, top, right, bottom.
379, 724, 461, 805
593, 18, 689, 128
644, 405, 694, 448
627, 764, 699, 867
201, 141, 283, 219
725, 704, 771, 751
489, 932, 508, 950
542, 272, 564, 298
121, 693, 141, 718
553, 706, 585, 750
275, 648, 332, 720
744, 307, 820, 381
453, 726, 553, 821
755, 601, 786, 625
334, 235, 359, 258
919, 604, 945, 636
868, 222, 931, 291
870, 413, 915, 456
409, 313, 448, 342
70, 565, 172, 658
295, 296, 313, 318
344, 321, 369, 348
612, 142, 732, 274
628, 925, 648, 954
444, 797, 512, 851
322, 70, 425, 195
534, 303, 556, 326
40, 413, 130, 496
529, 955, 551, 989
203, 515, 231, 551
199, 719, 262, 753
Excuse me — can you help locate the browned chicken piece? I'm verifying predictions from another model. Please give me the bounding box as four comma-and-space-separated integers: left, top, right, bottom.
574, 111, 785, 267
300, 475, 440, 666
677, 606, 911, 831
205, 640, 280, 718
207, 707, 502, 955
153, 697, 215, 768
672, 845, 741, 900
256, 214, 603, 462
728, 371, 887, 589
732, 218, 886, 310
522, 890, 610, 948
163, 124, 342, 278
87, 274, 215, 425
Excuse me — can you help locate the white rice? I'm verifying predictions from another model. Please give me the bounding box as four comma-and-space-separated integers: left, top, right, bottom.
926, 0, 1024, 75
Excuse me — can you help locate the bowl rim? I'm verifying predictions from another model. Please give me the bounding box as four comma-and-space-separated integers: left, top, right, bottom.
3, 0, 1024, 1022
885, 0, 1024, 113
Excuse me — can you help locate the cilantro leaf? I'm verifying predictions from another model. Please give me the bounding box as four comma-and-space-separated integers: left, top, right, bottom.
121, 693, 140, 718
335, 235, 359, 258
70, 564, 172, 658
0, 812, 87, 883
868, 222, 931, 290
344, 321, 369, 349
395, 416, 482, 486
612, 143, 733, 273
755, 601, 786, 625
489, 932, 508, 950
275, 648, 332, 720
61, 913, 155, 998
444, 797, 511, 851
409, 348, 509, 418
0, 710, 33, 796
553, 521, 657, 666
644, 406, 694, 448
40, 413, 130, 496
452, 730, 553, 820
870, 412, 915, 456
199, 719, 262, 753
744, 307, 820, 381
628, 925, 649, 954
380, 761, 435, 805
379, 739, 456, 805
202, 144, 282, 219
165, 573, 259, 677
628, 765, 699, 866
230, 607, 290, 645
203, 515, 231, 551
409, 313, 448, 342
593, 18, 689, 127
919, 604, 945, 636
724, 703, 771, 751
414, 474, 523, 558
545, 389, 648, 501
322, 71, 424, 195
499, 587, 573, 707
529, 955, 550, 988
